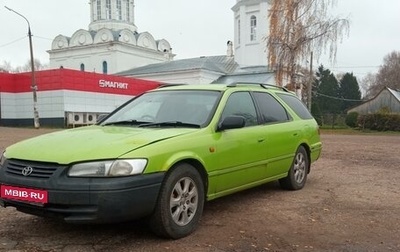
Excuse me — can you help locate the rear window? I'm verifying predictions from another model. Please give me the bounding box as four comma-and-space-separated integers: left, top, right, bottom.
253, 92, 290, 123
277, 93, 314, 120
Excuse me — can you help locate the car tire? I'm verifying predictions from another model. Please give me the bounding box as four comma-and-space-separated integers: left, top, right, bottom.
150, 163, 205, 239
279, 146, 309, 190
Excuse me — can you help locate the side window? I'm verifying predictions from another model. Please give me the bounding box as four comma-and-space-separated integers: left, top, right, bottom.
277, 93, 314, 119
102, 61, 108, 74
250, 15, 257, 41
221, 92, 257, 127
253, 92, 289, 123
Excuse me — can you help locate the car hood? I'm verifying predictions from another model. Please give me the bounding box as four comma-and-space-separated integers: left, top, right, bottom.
5, 125, 195, 164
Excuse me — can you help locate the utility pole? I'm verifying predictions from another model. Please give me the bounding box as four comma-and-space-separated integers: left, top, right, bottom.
5, 6, 40, 129
307, 52, 313, 111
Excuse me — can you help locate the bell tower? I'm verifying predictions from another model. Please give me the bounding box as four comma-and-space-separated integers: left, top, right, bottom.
89, 0, 137, 32
232, 0, 271, 67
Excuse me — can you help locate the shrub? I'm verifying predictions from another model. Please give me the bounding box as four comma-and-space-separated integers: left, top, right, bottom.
345, 112, 359, 128
358, 113, 400, 131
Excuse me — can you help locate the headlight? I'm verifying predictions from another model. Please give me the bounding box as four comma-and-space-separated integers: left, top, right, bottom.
68, 159, 147, 177
0, 152, 6, 168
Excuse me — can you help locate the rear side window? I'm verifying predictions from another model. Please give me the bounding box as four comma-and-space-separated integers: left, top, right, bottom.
253, 92, 289, 123
277, 93, 314, 119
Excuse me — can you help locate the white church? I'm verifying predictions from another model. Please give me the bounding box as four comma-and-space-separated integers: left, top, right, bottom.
48, 0, 275, 85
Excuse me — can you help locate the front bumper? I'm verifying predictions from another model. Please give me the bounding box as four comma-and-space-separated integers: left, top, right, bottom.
0, 159, 165, 223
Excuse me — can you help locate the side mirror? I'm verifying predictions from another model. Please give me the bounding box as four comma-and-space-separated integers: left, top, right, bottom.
217, 116, 245, 131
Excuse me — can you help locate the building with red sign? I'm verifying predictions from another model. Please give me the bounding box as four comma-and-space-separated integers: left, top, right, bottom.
0, 69, 160, 127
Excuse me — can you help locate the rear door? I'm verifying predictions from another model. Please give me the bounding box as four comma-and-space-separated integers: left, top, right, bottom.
252, 92, 300, 177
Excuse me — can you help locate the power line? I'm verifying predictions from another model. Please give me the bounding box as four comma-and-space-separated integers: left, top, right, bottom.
33, 35, 53, 41
0, 36, 27, 48
328, 65, 380, 69
315, 92, 364, 102
0, 34, 53, 49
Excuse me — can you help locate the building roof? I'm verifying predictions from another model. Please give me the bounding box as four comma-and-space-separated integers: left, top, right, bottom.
347, 86, 400, 114
388, 87, 400, 102
212, 66, 275, 84
117, 55, 239, 76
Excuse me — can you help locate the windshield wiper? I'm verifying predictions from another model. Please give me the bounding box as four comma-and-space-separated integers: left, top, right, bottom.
138, 121, 201, 128
102, 120, 150, 126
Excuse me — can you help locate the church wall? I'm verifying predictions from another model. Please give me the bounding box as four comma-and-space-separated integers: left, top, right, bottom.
113, 44, 170, 73
49, 42, 169, 74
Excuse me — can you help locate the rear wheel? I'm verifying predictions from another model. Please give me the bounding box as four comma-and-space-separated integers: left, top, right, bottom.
279, 146, 309, 190
150, 163, 205, 239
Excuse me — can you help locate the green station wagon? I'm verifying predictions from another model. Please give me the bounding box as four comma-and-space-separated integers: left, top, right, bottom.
0, 83, 322, 238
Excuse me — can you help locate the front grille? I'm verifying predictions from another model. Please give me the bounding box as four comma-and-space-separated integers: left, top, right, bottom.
6, 159, 63, 179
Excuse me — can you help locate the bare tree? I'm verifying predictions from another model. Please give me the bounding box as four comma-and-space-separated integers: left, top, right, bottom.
0, 60, 13, 72
360, 73, 377, 99
15, 58, 48, 72
1, 59, 48, 73
365, 51, 400, 97
267, 0, 349, 90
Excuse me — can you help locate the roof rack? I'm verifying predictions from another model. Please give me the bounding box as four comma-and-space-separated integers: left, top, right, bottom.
227, 82, 289, 92
157, 83, 187, 89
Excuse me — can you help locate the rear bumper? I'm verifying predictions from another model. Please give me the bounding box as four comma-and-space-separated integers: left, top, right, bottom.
0, 172, 165, 223
310, 142, 322, 162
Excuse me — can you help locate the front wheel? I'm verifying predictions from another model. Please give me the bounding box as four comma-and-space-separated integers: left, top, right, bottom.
279, 146, 309, 190
150, 163, 205, 239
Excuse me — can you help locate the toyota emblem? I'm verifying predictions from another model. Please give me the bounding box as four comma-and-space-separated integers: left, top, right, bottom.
22, 166, 34, 176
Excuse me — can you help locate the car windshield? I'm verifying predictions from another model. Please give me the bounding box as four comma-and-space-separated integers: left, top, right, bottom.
101, 89, 221, 128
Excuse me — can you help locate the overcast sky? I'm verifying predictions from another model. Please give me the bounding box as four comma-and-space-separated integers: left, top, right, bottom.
1, 0, 400, 81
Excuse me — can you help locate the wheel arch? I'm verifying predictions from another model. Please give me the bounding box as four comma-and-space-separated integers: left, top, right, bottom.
167, 158, 209, 200
299, 143, 311, 173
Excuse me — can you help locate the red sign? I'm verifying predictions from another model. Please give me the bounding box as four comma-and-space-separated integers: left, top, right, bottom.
1, 185, 48, 204
0, 69, 160, 94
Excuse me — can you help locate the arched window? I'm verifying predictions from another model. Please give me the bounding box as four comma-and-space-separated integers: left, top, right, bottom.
106, 0, 112, 19
80, 63, 85, 71
250, 15, 257, 41
102, 61, 108, 74
117, 0, 122, 20
126, 0, 130, 22
96, 0, 102, 20
237, 19, 241, 45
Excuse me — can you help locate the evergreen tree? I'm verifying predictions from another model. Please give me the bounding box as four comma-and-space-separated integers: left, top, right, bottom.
339, 73, 362, 111
312, 65, 340, 125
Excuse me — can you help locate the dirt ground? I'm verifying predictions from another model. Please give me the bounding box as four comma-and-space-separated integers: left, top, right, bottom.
0, 127, 399, 252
